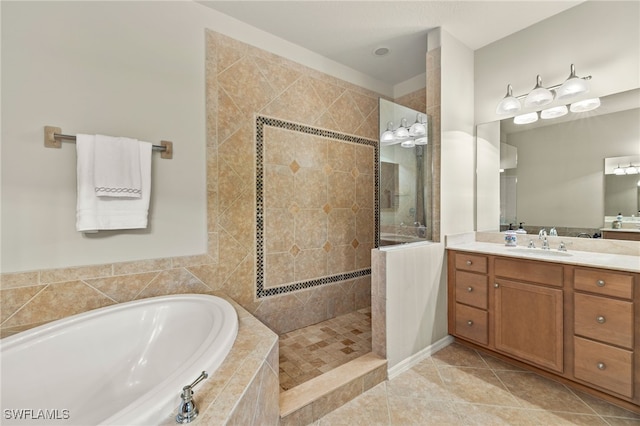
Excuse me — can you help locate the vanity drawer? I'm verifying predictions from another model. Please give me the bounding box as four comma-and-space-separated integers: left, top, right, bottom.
574, 336, 633, 398
574, 293, 633, 349
454, 253, 487, 274
574, 268, 633, 300
455, 271, 488, 309
495, 257, 563, 287
455, 303, 488, 345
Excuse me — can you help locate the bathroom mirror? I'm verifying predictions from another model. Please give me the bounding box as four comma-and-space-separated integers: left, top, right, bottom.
380, 161, 399, 210
379, 98, 432, 245
604, 155, 640, 216
476, 88, 640, 237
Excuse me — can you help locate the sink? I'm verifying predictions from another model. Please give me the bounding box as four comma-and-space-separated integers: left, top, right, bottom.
507, 247, 573, 257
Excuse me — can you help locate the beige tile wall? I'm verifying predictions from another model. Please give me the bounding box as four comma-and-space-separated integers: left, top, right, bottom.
208, 30, 382, 334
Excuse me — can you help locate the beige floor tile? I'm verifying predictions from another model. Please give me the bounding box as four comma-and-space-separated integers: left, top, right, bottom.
495, 370, 593, 414
386, 364, 453, 402
600, 417, 640, 425
453, 403, 553, 426
437, 366, 520, 407
317, 383, 389, 426
387, 396, 462, 425
431, 342, 489, 369
573, 390, 640, 420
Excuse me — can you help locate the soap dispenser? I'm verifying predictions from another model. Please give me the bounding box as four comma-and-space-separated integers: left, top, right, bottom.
516, 222, 527, 234
504, 223, 517, 246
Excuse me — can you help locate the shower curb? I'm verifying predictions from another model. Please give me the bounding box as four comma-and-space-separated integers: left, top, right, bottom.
279, 352, 387, 425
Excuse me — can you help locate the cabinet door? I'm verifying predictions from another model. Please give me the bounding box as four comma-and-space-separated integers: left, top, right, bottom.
494, 279, 564, 373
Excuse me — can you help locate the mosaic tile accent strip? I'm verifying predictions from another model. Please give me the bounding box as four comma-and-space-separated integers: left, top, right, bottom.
279, 307, 372, 391
256, 116, 379, 299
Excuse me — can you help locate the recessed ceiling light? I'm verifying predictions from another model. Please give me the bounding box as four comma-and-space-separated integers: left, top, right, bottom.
372, 46, 390, 57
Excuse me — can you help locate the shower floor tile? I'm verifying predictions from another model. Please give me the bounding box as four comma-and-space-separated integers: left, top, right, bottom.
278, 307, 372, 391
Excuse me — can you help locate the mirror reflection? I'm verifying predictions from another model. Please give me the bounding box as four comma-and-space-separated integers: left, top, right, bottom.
477, 88, 640, 238
379, 99, 432, 245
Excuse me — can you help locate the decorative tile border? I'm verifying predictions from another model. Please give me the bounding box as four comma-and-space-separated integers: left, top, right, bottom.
255, 116, 379, 298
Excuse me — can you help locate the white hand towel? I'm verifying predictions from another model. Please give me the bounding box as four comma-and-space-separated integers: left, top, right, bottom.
94, 134, 142, 198
76, 134, 152, 232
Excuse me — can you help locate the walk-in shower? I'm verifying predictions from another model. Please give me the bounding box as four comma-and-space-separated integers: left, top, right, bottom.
379, 99, 432, 245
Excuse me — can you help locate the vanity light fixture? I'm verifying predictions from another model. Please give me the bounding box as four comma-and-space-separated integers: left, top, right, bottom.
625, 164, 639, 175
524, 75, 554, 108
381, 122, 395, 144
614, 165, 626, 175
569, 97, 601, 113
496, 84, 521, 115
541, 105, 568, 119
496, 64, 592, 116
513, 112, 538, 125
380, 114, 428, 147
556, 64, 590, 100
393, 118, 410, 140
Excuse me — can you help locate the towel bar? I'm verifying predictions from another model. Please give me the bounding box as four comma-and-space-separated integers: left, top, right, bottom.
44, 126, 173, 159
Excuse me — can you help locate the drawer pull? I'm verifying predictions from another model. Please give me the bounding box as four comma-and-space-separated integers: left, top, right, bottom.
466, 260, 472, 266
596, 315, 606, 324
494, 283, 499, 288
596, 280, 605, 287
597, 362, 606, 370
467, 286, 473, 292
467, 320, 474, 326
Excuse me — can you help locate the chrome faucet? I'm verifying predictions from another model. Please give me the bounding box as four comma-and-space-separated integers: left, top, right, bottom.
538, 229, 550, 249
540, 236, 550, 250
176, 371, 208, 424
558, 241, 567, 252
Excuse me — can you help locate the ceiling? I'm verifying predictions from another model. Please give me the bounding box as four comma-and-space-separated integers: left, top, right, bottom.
198, 1, 583, 87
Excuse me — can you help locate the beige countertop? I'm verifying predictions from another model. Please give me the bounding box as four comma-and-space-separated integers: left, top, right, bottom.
446, 233, 640, 273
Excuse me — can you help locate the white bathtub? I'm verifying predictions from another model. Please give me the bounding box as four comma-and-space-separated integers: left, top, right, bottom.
0, 294, 238, 425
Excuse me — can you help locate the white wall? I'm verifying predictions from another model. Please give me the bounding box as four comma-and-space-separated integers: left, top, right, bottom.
1, 1, 391, 273
383, 242, 447, 369
440, 29, 476, 236
475, 1, 640, 125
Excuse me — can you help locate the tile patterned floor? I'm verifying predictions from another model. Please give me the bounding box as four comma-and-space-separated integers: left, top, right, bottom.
313, 342, 640, 425
279, 307, 372, 391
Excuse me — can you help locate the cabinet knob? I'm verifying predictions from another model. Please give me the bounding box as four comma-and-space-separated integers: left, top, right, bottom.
596, 280, 605, 287
596, 315, 606, 324
467, 286, 473, 292
494, 283, 499, 288
597, 362, 606, 370
466, 260, 472, 266
467, 320, 474, 326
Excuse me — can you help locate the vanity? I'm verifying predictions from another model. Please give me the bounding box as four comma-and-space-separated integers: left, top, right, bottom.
446, 233, 640, 412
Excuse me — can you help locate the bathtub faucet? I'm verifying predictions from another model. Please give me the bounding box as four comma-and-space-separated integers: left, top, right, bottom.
176, 370, 208, 424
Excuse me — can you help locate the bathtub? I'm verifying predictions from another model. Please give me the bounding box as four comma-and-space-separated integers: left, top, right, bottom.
0, 294, 238, 425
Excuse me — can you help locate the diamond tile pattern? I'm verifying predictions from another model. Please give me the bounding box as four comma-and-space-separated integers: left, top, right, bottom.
316, 342, 640, 425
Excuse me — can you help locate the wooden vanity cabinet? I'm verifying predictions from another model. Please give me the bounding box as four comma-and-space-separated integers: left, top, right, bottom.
573, 267, 635, 399
447, 250, 639, 411
449, 252, 489, 345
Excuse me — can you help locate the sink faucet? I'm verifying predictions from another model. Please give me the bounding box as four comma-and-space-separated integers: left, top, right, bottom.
541, 236, 550, 250
538, 229, 550, 249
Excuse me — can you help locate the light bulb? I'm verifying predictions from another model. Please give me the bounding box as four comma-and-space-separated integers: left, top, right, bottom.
570, 98, 600, 113
541, 105, 568, 119
513, 112, 538, 125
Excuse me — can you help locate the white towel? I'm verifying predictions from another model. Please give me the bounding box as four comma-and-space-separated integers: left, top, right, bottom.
76, 134, 152, 232
94, 134, 142, 198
